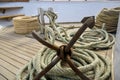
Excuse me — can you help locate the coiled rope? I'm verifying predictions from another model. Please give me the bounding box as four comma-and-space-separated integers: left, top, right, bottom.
95, 7, 120, 33
13, 16, 40, 34
42, 10, 115, 50
17, 47, 111, 80
17, 10, 114, 80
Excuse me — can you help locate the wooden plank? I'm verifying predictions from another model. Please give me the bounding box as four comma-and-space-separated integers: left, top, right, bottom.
0, 6, 23, 13
1, 38, 40, 52
0, 14, 24, 19
0, 35, 38, 53
0, 6, 23, 9
0, 66, 15, 80
0, 48, 29, 64
0, 35, 42, 50
114, 13, 120, 80
0, 59, 18, 74
0, 74, 7, 80
0, 54, 24, 69
0, 23, 114, 80
0, 39, 33, 59
0, 39, 37, 56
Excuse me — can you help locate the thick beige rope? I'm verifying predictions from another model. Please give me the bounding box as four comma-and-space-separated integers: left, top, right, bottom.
17, 47, 111, 80
43, 10, 115, 50
13, 16, 40, 34
17, 10, 113, 80
95, 7, 120, 32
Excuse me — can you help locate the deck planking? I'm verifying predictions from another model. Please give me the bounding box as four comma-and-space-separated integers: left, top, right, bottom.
0, 26, 43, 80
0, 24, 113, 80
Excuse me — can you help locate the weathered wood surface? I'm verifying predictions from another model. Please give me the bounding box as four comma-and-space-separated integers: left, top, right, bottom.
0, 24, 113, 80
0, 26, 43, 80
0, 14, 24, 20
0, 6, 23, 10
0, 6, 23, 14
114, 14, 120, 80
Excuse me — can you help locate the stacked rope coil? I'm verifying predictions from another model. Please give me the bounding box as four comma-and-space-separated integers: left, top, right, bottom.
17, 47, 111, 80
64, 28, 115, 50
43, 10, 115, 50
95, 7, 120, 33
17, 10, 114, 80
13, 16, 40, 34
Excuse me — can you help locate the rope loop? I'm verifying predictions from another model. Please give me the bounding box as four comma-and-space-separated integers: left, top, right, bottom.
17, 9, 114, 80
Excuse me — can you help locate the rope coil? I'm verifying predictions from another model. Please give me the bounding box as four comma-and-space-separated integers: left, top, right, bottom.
17, 9, 114, 80
13, 16, 40, 34
41, 10, 115, 50
17, 47, 111, 80
95, 7, 120, 32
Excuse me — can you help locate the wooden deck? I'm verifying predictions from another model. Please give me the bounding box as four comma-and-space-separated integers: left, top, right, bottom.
0, 26, 43, 80
0, 25, 113, 80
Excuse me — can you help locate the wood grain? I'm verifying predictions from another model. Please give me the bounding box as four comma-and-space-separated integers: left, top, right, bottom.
0, 24, 113, 80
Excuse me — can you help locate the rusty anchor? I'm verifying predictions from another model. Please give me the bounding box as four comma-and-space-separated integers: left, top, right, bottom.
32, 16, 95, 80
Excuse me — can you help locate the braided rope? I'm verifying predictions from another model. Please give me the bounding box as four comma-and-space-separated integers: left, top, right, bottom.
43, 10, 115, 50
17, 47, 111, 80
16, 10, 114, 80
13, 16, 40, 34
95, 7, 120, 32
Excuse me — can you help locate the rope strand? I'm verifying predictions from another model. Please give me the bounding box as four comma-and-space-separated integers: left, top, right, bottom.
17, 10, 114, 80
